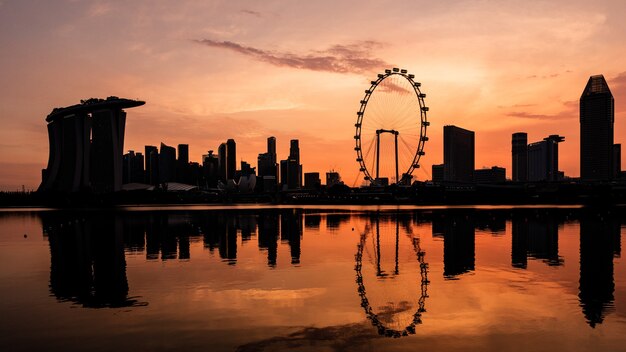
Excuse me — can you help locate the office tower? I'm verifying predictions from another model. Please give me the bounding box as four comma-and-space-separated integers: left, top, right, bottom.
218, 143, 227, 182
474, 166, 506, 184
289, 139, 300, 164
39, 97, 144, 193
158, 143, 176, 183
202, 150, 219, 188
268, 136, 277, 169
177, 144, 189, 183
280, 139, 303, 189
528, 135, 564, 182
326, 171, 341, 187
580, 75, 614, 181
226, 139, 236, 181
512, 132, 528, 182
145, 145, 158, 185
431, 164, 444, 182
304, 172, 321, 189
122, 150, 144, 184
443, 125, 475, 182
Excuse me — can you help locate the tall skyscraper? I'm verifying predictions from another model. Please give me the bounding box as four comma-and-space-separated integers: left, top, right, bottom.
158, 143, 176, 183
512, 132, 528, 182
226, 139, 236, 181
177, 144, 189, 183
217, 143, 227, 182
145, 145, 158, 185
580, 75, 614, 181
202, 150, 219, 188
289, 139, 300, 165
443, 125, 475, 183
280, 139, 302, 189
268, 136, 277, 168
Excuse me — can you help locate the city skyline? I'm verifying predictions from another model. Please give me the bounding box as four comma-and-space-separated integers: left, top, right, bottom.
2, 1, 626, 190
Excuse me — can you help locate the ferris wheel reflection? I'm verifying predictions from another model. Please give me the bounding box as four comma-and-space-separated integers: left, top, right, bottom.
355, 214, 429, 338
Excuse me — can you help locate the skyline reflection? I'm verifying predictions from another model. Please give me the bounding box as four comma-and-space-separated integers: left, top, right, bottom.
37, 207, 623, 332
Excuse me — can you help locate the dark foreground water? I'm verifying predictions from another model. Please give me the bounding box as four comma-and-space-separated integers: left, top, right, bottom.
1, 205, 625, 352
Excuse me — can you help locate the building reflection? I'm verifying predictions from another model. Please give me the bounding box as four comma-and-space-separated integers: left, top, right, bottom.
511, 213, 563, 268
579, 212, 619, 328
432, 213, 475, 279
43, 213, 146, 308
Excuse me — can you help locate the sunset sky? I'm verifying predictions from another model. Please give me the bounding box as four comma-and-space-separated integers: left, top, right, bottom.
1, 0, 626, 190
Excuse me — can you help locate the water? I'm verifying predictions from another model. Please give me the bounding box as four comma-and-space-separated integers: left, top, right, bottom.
0, 206, 625, 351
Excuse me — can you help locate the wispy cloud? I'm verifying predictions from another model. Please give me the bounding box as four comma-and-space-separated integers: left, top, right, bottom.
240, 9, 261, 17
193, 39, 390, 74
507, 110, 574, 120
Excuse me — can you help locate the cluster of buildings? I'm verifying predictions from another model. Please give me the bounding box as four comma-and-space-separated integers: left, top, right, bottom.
432, 75, 621, 184
122, 137, 342, 192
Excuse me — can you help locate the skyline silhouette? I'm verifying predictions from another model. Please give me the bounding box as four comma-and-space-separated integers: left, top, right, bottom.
2, 1, 626, 191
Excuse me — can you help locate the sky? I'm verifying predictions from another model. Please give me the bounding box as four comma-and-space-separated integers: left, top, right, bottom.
1, 0, 626, 190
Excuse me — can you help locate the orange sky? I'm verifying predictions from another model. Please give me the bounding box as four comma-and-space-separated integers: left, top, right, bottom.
1, 0, 626, 190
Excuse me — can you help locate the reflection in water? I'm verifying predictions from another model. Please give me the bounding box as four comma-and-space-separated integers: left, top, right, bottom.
355, 214, 428, 338
579, 212, 618, 327
432, 213, 475, 279
44, 213, 147, 308
511, 214, 563, 268
35, 207, 624, 332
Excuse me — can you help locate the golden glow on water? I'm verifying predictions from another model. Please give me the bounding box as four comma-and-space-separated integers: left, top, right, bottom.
0, 207, 624, 351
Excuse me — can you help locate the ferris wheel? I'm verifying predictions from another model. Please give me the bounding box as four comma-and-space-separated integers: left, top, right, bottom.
354, 68, 429, 186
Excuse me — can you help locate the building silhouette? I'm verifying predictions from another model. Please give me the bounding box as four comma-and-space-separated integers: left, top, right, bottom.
144, 145, 158, 185
528, 135, 564, 182
431, 164, 443, 182
280, 139, 302, 189
226, 139, 237, 181
512, 132, 528, 182
202, 150, 219, 188
580, 75, 616, 181
443, 125, 475, 183
474, 166, 505, 184
122, 150, 144, 184
39, 97, 144, 193
304, 172, 321, 190
217, 143, 227, 182
257, 137, 278, 192
176, 144, 189, 183
158, 143, 176, 183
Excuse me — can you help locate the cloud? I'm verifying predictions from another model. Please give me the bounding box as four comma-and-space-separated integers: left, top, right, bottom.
506, 110, 574, 120
193, 39, 390, 74
240, 9, 261, 17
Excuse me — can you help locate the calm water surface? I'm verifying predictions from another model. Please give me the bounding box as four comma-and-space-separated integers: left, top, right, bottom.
0, 206, 625, 351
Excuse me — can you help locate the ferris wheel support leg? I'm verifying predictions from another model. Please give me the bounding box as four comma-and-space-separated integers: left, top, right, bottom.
376, 132, 381, 180
395, 133, 399, 184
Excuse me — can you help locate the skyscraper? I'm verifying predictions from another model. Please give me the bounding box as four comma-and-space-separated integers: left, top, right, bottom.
218, 143, 227, 182
158, 143, 176, 183
512, 132, 528, 182
443, 125, 475, 183
145, 145, 158, 185
580, 75, 614, 181
226, 139, 236, 181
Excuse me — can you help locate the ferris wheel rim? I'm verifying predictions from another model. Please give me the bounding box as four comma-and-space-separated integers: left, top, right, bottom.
354, 68, 429, 185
